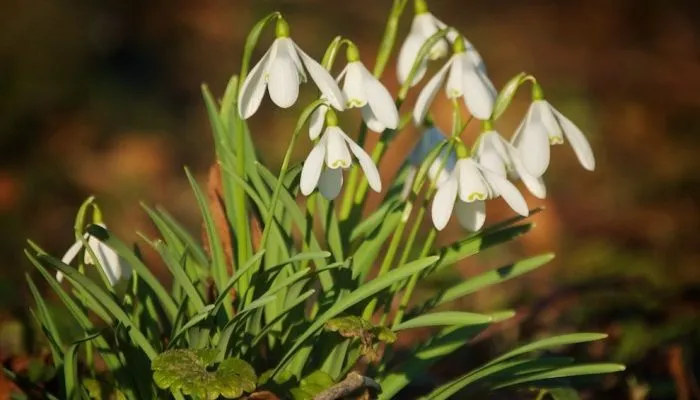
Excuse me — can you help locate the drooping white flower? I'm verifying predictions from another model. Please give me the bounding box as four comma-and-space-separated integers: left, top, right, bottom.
57, 223, 131, 286
512, 96, 596, 177
431, 157, 529, 231
413, 36, 497, 124
238, 19, 344, 119
401, 126, 457, 199
397, 11, 449, 87
309, 49, 399, 138
475, 130, 546, 199
300, 120, 381, 200
397, 1, 486, 87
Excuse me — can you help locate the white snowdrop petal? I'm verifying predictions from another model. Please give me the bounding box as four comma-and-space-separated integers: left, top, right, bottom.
416, 14, 448, 60
504, 139, 548, 199
520, 170, 547, 199
318, 167, 344, 200
282, 38, 306, 81
342, 131, 382, 192
308, 103, 328, 140
362, 67, 399, 130
457, 159, 489, 202
267, 52, 300, 108
397, 34, 429, 86
428, 158, 453, 187
489, 132, 512, 165
96, 242, 121, 286
325, 127, 352, 169
431, 172, 458, 231
479, 149, 506, 177
413, 60, 451, 125
83, 236, 101, 265
553, 107, 596, 171
510, 115, 527, 148
464, 38, 487, 73
61, 240, 83, 265
296, 44, 345, 111
480, 168, 530, 216
361, 105, 387, 133
538, 101, 563, 143
300, 138, 327, 195
461, 65, 496, 120
57, 240, 83, 282
518, 104, 551, 177
446, 54, 465, 98
238, 42, 277, 119
455, 200, 486, 232
342, 62, 367, 108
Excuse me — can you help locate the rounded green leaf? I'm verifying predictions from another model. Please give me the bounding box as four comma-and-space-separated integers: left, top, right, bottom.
152, 349, 257, 399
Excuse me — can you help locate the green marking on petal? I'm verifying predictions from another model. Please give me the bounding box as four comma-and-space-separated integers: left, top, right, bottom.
549, 136, 564, 145
346, 98, 365, 108
467, 192, 487, 202
448, 89, 461, 98
330, 160, 350, 169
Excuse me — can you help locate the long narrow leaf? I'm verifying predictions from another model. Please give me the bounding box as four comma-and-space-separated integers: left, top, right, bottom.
84, 225, 177, 321
185, 167, 232, 316
39, 253, 159, 360
413, 254, 554, 315
490, 363, 626, 390
26, 275, 64, 363
273, 256, 439, 376
393, 311, 494, 331
485, 333, 609, 368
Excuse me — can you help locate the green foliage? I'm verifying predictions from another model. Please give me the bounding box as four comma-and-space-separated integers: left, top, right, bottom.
152, 350, 256, 399
20, 2, 622, 399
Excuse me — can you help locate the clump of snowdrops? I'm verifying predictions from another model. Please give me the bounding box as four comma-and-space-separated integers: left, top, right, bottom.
22, 0, 623, 399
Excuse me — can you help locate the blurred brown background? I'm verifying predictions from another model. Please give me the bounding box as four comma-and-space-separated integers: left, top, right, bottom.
1, 0, 700, 398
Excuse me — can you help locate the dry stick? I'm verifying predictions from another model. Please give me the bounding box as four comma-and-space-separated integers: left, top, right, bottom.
313, 372, 381, 400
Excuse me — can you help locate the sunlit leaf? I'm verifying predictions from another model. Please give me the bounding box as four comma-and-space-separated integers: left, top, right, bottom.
152, 349, 257, 399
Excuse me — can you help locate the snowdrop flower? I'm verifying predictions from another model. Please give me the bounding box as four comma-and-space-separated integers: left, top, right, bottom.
401, 126, 457, 199
238, 18, 344, 119
431, 144, 529, 231
512, 83, 595, 177
57, 223, 131, 286
301, 111, 381, 200
310, 44, 399, 138
397, 0, 486, 87
413, 36, 497, 124
475, 126, 546, 199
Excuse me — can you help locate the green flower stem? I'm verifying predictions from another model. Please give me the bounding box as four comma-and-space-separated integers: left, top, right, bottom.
300, 193, 317, 272
338, 124, 368, 220
321, 36, 344, 69
373, 0, 410, 78
389, 145, 454, 327
345, 28, 452, 218
235, 12, 282, 296
338, 0, 408, 223
534, 389, 548, 400
392, 226, 436, 328
258, 99, 327, 263
396, 190, 431, 268
233, 115, 251, 296
361, 200, 412, 320
259, 134, 301, 252
338, 0, 414, 223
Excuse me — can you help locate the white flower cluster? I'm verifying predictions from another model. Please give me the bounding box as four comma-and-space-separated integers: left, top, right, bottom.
60, 1, 597, 288
397, 3, 595, 232
234, 6, 595, 233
